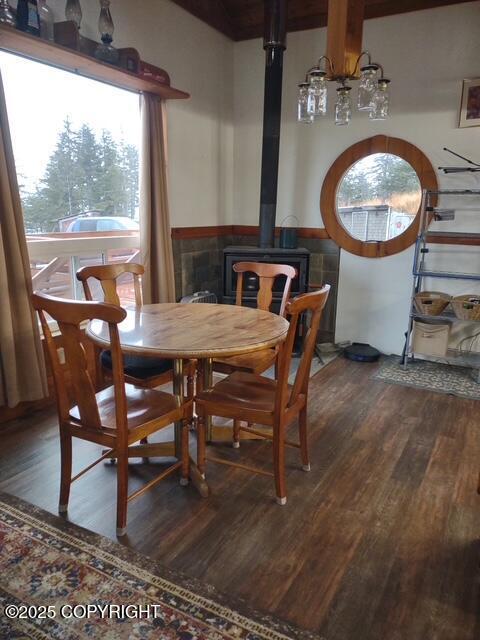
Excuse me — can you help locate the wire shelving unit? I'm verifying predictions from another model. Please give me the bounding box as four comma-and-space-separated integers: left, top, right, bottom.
402, 189, 480, 376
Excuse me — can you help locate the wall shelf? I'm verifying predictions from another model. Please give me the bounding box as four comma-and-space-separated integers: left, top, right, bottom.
410, 311, 480, 324
413, 270, 480, 281
0, 24, 189, 100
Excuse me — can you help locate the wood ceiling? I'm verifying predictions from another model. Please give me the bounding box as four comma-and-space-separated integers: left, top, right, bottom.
170, 0, 475, 41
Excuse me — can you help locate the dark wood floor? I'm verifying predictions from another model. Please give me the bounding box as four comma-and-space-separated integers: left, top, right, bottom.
1, 357, 479, 639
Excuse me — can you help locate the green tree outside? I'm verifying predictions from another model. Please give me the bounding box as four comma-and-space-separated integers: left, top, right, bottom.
337, 153, 420, 210
22, 118, 139, 233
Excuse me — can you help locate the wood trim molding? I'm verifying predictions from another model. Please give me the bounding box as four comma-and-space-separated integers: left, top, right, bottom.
233, 225, 330, 239
171, 226, 232, 239
320, 135, 438, 258
296, 227, 330, 240
428, 233, 480, 246
171, 225, 330, 240
172, 222, 478, 247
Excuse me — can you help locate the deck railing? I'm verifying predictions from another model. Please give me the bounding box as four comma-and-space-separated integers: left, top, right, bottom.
27, 231, 140, 303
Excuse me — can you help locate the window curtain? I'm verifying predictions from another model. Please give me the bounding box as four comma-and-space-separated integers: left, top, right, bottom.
139, 93, 176, 304
0, 72, 47, 408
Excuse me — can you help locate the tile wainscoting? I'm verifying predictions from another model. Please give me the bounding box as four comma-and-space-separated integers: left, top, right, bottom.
171, 226, 339, 343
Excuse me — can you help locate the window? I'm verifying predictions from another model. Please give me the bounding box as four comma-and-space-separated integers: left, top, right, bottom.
320, 135, 438, 258
0, 51, 141, 302
337, 153, 421, 242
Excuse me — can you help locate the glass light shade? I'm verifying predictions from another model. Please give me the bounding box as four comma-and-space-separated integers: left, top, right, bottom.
369, 79, 390, 120
307, 71, 327, 117
357, 65, 378, 111
65, 0, 82, 28
335, 87, 352, 126
298, 83, 313, 123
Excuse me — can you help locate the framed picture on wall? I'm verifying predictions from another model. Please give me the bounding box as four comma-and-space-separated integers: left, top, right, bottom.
459, 78, 480, 128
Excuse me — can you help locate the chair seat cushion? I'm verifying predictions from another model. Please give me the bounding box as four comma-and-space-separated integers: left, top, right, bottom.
213, 348, 277, 375
101, 350, 173, 380
69, 384, 179, 432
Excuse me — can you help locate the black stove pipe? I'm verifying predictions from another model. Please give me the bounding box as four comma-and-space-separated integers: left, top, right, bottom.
258, 0, 287, 249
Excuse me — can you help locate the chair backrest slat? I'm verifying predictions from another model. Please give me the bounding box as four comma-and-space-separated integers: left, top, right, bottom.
233, 261, 296, 317
31, 293, 127, 432
274, 286, 330, 413
36, 307, 70, 423
58, 321, 101, 428
76, 263, 144, 306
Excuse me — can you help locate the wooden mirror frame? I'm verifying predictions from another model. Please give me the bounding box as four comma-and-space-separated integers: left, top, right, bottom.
320, 135, 438, 258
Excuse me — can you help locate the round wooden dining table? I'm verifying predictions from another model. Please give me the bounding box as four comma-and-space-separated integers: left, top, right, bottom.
86, 302, 289, 497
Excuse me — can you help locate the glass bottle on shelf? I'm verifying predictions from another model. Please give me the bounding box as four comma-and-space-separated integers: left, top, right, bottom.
307, 70, 327, 118
65, 0, 82, 29
16, 0, 40, 36
38, 0, 54, 41
0, 0, 15, 27
369, 79, 390, 120
297, 82, 313, 124
335, 85, 352, 126
94, 0, 119, 65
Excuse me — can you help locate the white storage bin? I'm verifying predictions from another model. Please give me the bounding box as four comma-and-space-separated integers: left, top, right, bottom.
412, 320, 451, 357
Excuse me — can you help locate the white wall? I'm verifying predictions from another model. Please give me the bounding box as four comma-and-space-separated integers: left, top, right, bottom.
31, 2, 480, 353
48, 0, 234, 228
232, 3, 480, 354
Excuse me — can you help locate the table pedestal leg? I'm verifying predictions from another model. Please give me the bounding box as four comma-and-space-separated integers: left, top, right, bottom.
203, 357, 213, 442
173, 359, 184, 457
174, 358, 209, 498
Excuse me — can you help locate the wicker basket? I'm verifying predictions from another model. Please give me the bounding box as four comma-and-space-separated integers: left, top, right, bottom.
451, 294, 480, 321
414, 291, 451, 316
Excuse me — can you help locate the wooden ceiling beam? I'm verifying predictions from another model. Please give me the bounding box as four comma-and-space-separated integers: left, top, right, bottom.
170, 0, 236, 40
326, 0, 365, 79
363, 0, 475, 21
189, 0, 476, 41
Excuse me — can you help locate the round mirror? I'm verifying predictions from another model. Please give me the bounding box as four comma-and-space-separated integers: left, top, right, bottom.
321, 136, 438, 258
336, 153, 422, 242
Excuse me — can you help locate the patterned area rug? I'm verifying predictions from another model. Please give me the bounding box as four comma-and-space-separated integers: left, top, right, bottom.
373, 356, 480, 400
0, 493, 319, 640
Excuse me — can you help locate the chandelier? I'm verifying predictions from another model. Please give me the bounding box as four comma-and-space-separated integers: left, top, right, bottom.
298, 51, 390, 126
296, 0, 390, 126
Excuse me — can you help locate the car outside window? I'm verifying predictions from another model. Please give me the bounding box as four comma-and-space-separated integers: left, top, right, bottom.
78, 219, 98, 232
97, 219, 123, 231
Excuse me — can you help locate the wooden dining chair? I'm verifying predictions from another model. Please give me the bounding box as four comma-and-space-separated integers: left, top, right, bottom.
195, 285, 330, 505
210, 261, 297, 446
213, 261, 296, 377
76, 263, 195, 397
32, 292, 193, 537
